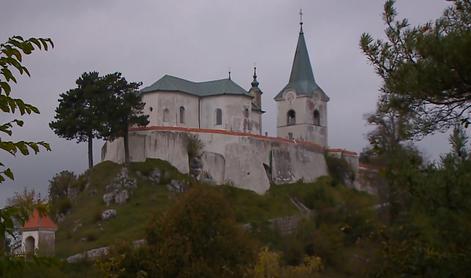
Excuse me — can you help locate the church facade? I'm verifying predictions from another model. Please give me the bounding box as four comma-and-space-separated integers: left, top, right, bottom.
140, 73, 264, 135
102, 19, 351, 194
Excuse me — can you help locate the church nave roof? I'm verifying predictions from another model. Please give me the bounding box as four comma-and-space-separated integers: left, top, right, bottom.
141, 75, 250, 97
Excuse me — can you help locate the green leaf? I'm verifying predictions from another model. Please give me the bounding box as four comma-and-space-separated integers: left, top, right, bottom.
29, 142, 39, 154
0, 81, 11, 95
29, 38, 42, 50
4, 168, 14, 180
16, 141, 29, 155
14, 119, 24, 127
39, 142, 51, 151
0, 141, 17, 155
1, 68, 17, 83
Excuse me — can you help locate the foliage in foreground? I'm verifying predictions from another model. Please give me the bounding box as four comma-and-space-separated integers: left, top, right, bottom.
98, 186, 258, 277
361, 0, 471, 136
0, 256, 98, 278
0, 35, 53, 255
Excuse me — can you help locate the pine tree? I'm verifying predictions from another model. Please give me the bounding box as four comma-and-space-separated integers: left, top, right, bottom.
50, 72, 107, 169
101, 72, 148, 164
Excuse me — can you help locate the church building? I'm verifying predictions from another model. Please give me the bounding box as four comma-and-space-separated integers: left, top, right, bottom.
140, 70, 264, 135
103, 14, 343, 194
137, 15, 326, 147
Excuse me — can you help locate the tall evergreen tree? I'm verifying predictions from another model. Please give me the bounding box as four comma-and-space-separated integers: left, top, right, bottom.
360, 0, 471, 136
101, 72, 148, 164
50, 72, 105, 169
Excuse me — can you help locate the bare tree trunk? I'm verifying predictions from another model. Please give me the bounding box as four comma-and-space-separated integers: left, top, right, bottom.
0, 233, 5, 256
88, 133, 93, 169
124, 130, 130, 165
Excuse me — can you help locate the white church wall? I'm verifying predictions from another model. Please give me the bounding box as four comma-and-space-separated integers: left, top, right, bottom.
142, 91, 199, 128
200, 95, 254, 133
102, 130, 329, 194
141, 92, 261, 135
251, 111, 263, 135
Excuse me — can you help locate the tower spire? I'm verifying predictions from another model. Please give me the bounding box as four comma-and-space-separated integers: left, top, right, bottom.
274, 10, 329, 102
299, 9, 303, 34
251, 66, 259, 87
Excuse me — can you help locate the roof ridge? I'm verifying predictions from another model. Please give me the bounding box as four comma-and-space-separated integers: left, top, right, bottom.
166, 74, 230, 85
142, 75, 248, 97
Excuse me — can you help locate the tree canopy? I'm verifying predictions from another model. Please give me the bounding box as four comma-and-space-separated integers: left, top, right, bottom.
100, 72, 148, 164
51, 72, 148, 167
361, 0, 471, 137
50, 72, 108, 169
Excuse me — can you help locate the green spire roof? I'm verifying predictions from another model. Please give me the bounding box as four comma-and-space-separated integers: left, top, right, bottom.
141, 75, 250, 97
274, 26, 329, 101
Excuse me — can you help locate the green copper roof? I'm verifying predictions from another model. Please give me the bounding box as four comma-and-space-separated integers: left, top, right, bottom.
141, 75, 250, 97
274, 28, 329, 101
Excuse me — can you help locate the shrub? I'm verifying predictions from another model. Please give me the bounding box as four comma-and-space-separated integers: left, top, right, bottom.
184, 133, 204, 158
57, 198, 72, 215
147, 186, 257, 277
325, 155, 355, 186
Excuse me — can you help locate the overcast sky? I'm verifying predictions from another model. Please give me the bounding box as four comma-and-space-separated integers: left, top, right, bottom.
0, 0, 453, 206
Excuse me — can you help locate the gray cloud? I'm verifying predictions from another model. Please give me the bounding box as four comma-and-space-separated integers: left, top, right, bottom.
0, 0, 452, 206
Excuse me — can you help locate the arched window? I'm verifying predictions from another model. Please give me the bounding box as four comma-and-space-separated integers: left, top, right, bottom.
163, 108, 170, 122
179, 106, 185, 124
215, 108, 222, 125
287, 110, 296, 126
313, 110, 320, 126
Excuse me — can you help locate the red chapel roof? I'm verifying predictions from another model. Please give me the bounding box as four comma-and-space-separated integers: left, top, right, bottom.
22, 209, 58, 231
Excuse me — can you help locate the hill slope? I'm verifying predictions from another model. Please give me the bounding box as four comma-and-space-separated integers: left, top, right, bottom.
55, 159, 375, 258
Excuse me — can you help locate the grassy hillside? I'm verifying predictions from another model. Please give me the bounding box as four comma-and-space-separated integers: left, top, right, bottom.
55, 159, 375, 259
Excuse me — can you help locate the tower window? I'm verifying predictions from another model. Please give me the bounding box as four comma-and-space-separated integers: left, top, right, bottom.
287, 110, 296, 126
313, 110, 320, 126
163, 108, 170, 122
288, 132, 293, 140
215, 108, 222, 125
244, 107, 249, 118
179, 106, 185, 124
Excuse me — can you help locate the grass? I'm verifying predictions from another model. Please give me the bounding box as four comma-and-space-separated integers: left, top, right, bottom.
55, 159, 179, 257
55, 159, 376, 259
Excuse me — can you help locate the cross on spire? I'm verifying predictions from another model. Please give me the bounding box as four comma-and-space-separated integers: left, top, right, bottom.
299, 9, 303, 33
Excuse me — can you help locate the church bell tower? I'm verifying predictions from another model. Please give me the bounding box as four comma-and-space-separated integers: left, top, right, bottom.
274, 11, 329, 147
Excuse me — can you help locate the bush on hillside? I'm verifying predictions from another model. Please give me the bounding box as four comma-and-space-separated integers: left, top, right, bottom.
149, 186, 257, 277
99, 186, 257, 277
325, 155, 355, 186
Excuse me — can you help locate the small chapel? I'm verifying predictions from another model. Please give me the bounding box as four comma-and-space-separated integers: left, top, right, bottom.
21, 209, 58, 256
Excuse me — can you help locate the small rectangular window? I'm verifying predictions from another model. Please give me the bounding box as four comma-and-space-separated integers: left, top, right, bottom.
215, 108, 222, 125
